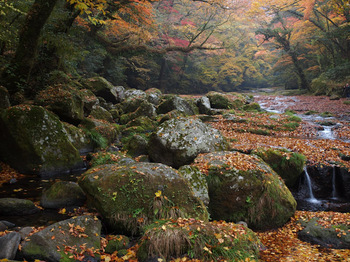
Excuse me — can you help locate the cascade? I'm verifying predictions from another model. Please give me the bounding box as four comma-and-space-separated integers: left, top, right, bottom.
331, 166, 339, 200
304, 167, 320, 203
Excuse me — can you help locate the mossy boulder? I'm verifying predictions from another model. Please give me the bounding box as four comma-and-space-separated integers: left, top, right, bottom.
253, 148, 306, 187
137, 219, 260, 262
120, 101, 157, 124
0, 86, 10, 109
0, 105, 83, 176
148, 117, 230, 168
123, 134, 149, 157
80, 118, 119, 146
40, 181, 86, 209
158, 109, 187, 124
125, 116, 157, 132
193, 151, 297, 230
21, 215, 101, 262
83, 77, 120, 103
80, 89, 99, 116
145, 88, 162, 105
0, 198, 39, 215
196, 96, 212, 115
35, 85, 84, 124
157, 95, 198, 115
89, 105, 114, 123
63, 122, 94, 154
105, 235, 130, 253
178, 165, 209, 206
78, 162, 209, 235
298, 217, 350, 249
206, 92, 235, 109
242, 102, 261, 112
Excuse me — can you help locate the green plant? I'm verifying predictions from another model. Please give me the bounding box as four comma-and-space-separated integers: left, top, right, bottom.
85, 129, 108, 149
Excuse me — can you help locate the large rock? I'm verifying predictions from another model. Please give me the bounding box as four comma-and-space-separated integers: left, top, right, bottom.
196, 96, 212, 115
193, 151, 297, 230
0, 105, 83, 176
83, 77, 121, 103
137, 219, 260, 262
0, 198, 39, 215
0, 232, 21, 259
207, 91, 244, 109
157, 95, 198, 115
21, 215, 101, 262
35, 85, 84, 124
78, 162, 209, 235
148, 117, 230, 168
89, 105, 114, 123
298, 217, 350, 249
178, 165, 209, 206
145, 88, 162, 105
252, 148, 306, 187
41, 181, 86, 209
80, 89, 99, 116
63, 122, 94, 154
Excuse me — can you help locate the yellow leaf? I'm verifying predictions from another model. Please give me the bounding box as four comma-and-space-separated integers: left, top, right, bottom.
155, 190, 162, 197
58, 208, 66, 214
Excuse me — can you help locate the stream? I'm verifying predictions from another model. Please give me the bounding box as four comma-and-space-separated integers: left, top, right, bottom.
255, 94, 350, 212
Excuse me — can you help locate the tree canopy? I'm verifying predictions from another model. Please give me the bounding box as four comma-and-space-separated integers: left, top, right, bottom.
0, 0, 349, 98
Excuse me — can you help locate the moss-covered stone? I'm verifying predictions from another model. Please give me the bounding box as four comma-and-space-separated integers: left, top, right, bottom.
157, 95, 197, 115
253, 148, 306, 187
137, 219, 260, 261
89, 105, 114, 123
148, 117, 230, 168
123, 134, 149, 157
40, 181, 86, 209
105, 235, 130, 253
178, 165, 209, 206
145, 88, 162, 105
78, 162, 208, 235
0, 105, 83, 176
21, 216, 101, 262
206, 92, 235, 109
83, 77, 119, 103
0, 198, 39, 215
242, 102, 261, 112
298, 217, 350, 249
193, 151, 297, 230
35, 85, 84, 125
79, 118, 119, 146
63, 122, 94, 154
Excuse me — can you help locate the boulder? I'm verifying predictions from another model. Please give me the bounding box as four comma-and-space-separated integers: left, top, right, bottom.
105, 235, 130, 253
196, 96, 212, 115
89, 105, 114, 123
0, 105, 83, 176
80, 118, 119, 146
78, 162, 209, 235
298, 217, 350, 249
206, 92, 235, 109
80, 89, 99, 116
0, 232, 21, 259
178, 165, 209, 206
0, 198, 39, 216
35, 85, 84, 124
83, 77, 120, 103
252, 148, 306, 187
41, 181, 86, 209
158, 109, 186, 124
123, 134, 148, 157
0, 86, 11, 109
21, 215, 101, 262
137, 219, 260, 262
145, 88, 162, 105
157, 95, 198, 115
120, 101, 157, 124
124, 89, 147, 100
63, 122, 94, 154
148, 117, 230, 168
193, 151, 297, 230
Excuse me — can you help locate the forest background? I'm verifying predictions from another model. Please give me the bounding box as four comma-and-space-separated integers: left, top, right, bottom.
0, 0, 349, 99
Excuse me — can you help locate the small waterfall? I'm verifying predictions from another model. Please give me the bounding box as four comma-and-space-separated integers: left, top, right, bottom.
331, 166, 339, 200
304, 167, 320, 203
318, 126, 335, 140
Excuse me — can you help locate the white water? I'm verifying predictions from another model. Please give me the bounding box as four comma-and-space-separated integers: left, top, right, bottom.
331, 167, 339, 200
304, 167, 321, 203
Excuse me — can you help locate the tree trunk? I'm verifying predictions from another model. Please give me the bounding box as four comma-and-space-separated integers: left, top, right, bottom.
1, 0, 58, 96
